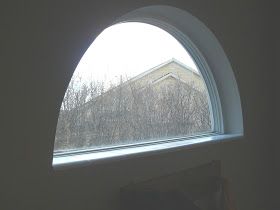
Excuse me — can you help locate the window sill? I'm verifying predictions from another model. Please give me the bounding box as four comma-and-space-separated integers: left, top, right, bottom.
52, 133, 242, 170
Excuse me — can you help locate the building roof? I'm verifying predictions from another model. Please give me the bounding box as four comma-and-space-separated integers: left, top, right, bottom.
128, 58, 199, 84
82, 58, 203, 109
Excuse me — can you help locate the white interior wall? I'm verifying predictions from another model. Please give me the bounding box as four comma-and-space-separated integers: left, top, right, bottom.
2, 1, 277, 210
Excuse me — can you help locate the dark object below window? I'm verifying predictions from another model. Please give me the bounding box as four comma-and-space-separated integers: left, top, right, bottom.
120, 161, 236, 210
121, 189, 200, 210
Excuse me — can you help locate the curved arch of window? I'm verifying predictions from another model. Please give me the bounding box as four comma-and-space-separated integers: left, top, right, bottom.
53, 5, 243, 168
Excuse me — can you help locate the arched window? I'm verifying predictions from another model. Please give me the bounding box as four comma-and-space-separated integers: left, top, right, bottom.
53, 6, 243, 168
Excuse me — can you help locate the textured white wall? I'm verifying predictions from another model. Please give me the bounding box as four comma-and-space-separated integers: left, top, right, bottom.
1, 1, 277, 210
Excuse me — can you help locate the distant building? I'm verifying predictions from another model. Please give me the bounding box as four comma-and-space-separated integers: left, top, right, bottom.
119, 58, 204, 91
55, 59, 211, 151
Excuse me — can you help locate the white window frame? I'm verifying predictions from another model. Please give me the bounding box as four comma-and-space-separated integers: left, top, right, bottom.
53, 5, 243, 169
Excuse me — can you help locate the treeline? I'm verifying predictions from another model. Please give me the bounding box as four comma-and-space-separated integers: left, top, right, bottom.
54, 74, 211, 152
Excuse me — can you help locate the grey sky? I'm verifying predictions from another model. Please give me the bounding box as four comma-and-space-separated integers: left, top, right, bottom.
73, 22, 198, 88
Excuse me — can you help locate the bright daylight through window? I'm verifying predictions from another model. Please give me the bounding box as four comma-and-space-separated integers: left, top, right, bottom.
54, 22, 213, 153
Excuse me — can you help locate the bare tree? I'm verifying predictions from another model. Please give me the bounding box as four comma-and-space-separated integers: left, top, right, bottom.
54, 72, 211, 152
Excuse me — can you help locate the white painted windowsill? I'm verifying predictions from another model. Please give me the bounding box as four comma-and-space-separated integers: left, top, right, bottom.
53, 133, 242, 170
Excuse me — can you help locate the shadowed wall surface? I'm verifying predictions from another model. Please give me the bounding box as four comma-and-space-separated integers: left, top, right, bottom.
1, 1, 277, 210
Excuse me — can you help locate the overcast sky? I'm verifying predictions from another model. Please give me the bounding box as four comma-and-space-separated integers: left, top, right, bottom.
73, 22, 198, 88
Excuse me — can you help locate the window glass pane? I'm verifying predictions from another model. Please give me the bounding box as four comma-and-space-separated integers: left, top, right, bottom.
54, 22, 212, 152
